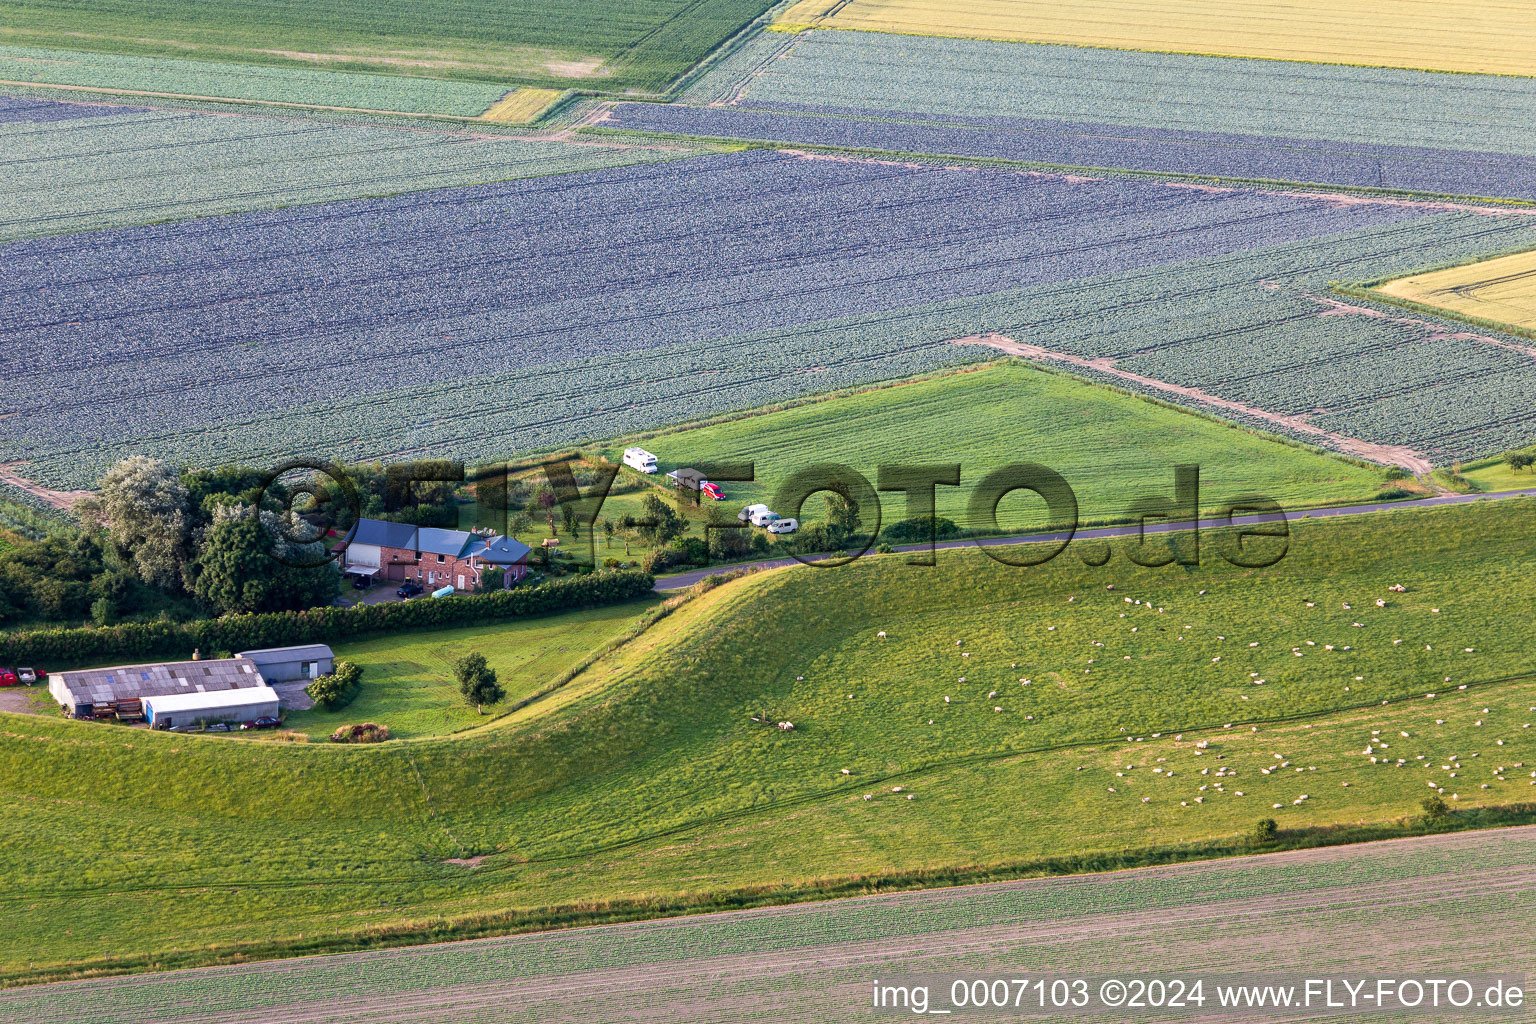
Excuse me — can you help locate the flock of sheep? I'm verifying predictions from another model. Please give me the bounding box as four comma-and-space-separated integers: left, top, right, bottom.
837, 581, 1530, 812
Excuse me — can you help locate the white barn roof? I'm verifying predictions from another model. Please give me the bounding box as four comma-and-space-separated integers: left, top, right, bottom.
142, 686, 280, 716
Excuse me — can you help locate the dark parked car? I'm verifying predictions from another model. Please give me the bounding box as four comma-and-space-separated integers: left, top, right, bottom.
205, 721, 234, 732
396, 582, 425, 598
351, 574, 372, 590
242, 716, 282, 731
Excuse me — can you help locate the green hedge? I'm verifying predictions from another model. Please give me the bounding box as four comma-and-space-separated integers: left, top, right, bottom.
0, 570, 654, 667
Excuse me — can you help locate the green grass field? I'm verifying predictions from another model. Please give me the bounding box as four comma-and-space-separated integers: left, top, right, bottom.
0, 498, 1532, 982
1460, 447, 1536, 493
0, 0, 776, 94
597, 364, 1392, 533
279, 599, 665, 740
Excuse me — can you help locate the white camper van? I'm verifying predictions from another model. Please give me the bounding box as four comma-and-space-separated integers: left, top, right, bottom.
622, 447, 658, 474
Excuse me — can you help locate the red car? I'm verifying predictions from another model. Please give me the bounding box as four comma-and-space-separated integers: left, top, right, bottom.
700, 482, 724, 501
0, 668, 18, 687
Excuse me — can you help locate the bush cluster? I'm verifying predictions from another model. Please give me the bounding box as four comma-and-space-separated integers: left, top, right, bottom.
306, 661, 363, 711
329, 723, 390, 744
0, 570, 654, 666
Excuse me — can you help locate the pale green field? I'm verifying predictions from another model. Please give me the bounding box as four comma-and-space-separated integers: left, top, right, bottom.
598, 363, 1391, 532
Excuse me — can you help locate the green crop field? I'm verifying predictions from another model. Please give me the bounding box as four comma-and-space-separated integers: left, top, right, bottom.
278, 599, 665, 740
0, 100, 692, 243
599, 363, 1395, 533
0, 498, 1532, 982
0, 0, 778, 95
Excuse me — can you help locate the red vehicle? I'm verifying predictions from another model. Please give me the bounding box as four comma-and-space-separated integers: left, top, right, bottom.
0, 668, 18, 687
699, 481, 724, 501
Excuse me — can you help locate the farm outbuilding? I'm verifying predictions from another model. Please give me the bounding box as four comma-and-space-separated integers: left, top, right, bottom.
235, 644, 335, 684
48, 657, 265, 719
143, 686, 280, 729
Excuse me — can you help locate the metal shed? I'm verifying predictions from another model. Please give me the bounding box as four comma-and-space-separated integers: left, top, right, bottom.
143, 686, 280, 729
49, 658, 264, 717
234, 644, 335, 684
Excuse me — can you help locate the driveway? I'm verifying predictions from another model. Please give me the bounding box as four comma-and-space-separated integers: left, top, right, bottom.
0, 688, 42, 715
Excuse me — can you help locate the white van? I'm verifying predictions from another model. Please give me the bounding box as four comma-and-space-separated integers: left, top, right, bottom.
738, 503, 770, 523
749, 508, 781, 528
622, 447, 658, 474
767, 517, 798, 534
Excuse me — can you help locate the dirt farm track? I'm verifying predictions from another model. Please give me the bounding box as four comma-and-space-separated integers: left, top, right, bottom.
6, 827, 1534, 1023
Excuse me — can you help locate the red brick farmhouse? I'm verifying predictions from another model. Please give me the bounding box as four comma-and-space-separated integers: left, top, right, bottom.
338, 519, 532, 590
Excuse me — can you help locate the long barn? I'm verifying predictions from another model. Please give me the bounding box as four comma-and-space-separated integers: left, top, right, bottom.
48, 657, 266, 719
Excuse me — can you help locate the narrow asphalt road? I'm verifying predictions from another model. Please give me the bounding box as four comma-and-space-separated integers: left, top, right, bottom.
655, 487, 1536, 590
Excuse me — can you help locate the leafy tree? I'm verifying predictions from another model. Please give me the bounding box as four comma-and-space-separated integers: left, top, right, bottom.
637, 493, 686, 547
825, 488, 861, 537
455, 652, 505, 714
561, 501, 580, 538
618, 512, 637, 554
181, 464, 269, 525
601, 517, 615, 548
0, 532, 107, 622
92, 456, 193, 592
189, 507, 339, 615
1421, 795, 1451, 822
1251, 818, 1279, 844
535, 487, 558, 535
508, 509, 533, 537
1506, 450, 1535, 472
707, 522, 751, 561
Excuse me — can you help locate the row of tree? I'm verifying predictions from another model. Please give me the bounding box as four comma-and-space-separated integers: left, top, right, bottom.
0, 459, 338, 627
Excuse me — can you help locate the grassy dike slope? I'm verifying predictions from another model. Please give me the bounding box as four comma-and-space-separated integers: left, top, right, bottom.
0, 499, 1533, 980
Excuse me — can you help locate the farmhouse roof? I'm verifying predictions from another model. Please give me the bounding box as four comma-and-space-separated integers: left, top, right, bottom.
54, 658, 263, 705
347, 518, 528, 564
467, 534, 532, 564
351, 518, 417, 549
416, 527, 474, 558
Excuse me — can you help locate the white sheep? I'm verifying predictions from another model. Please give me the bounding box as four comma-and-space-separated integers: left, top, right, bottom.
877, 631, 887, 638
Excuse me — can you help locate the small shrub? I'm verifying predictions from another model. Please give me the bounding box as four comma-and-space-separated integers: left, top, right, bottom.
1375, 487, 1414, 500
267, 730, 309, 743
329, 722, 390, 743
1251, 818, 1279, 844
1421, 795, 1451, 822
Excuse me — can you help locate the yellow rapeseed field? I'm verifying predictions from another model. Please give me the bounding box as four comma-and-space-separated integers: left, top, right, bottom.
777, 0, 1536, 77
479, 88, 564, 123
1377, 250, 1536, 330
